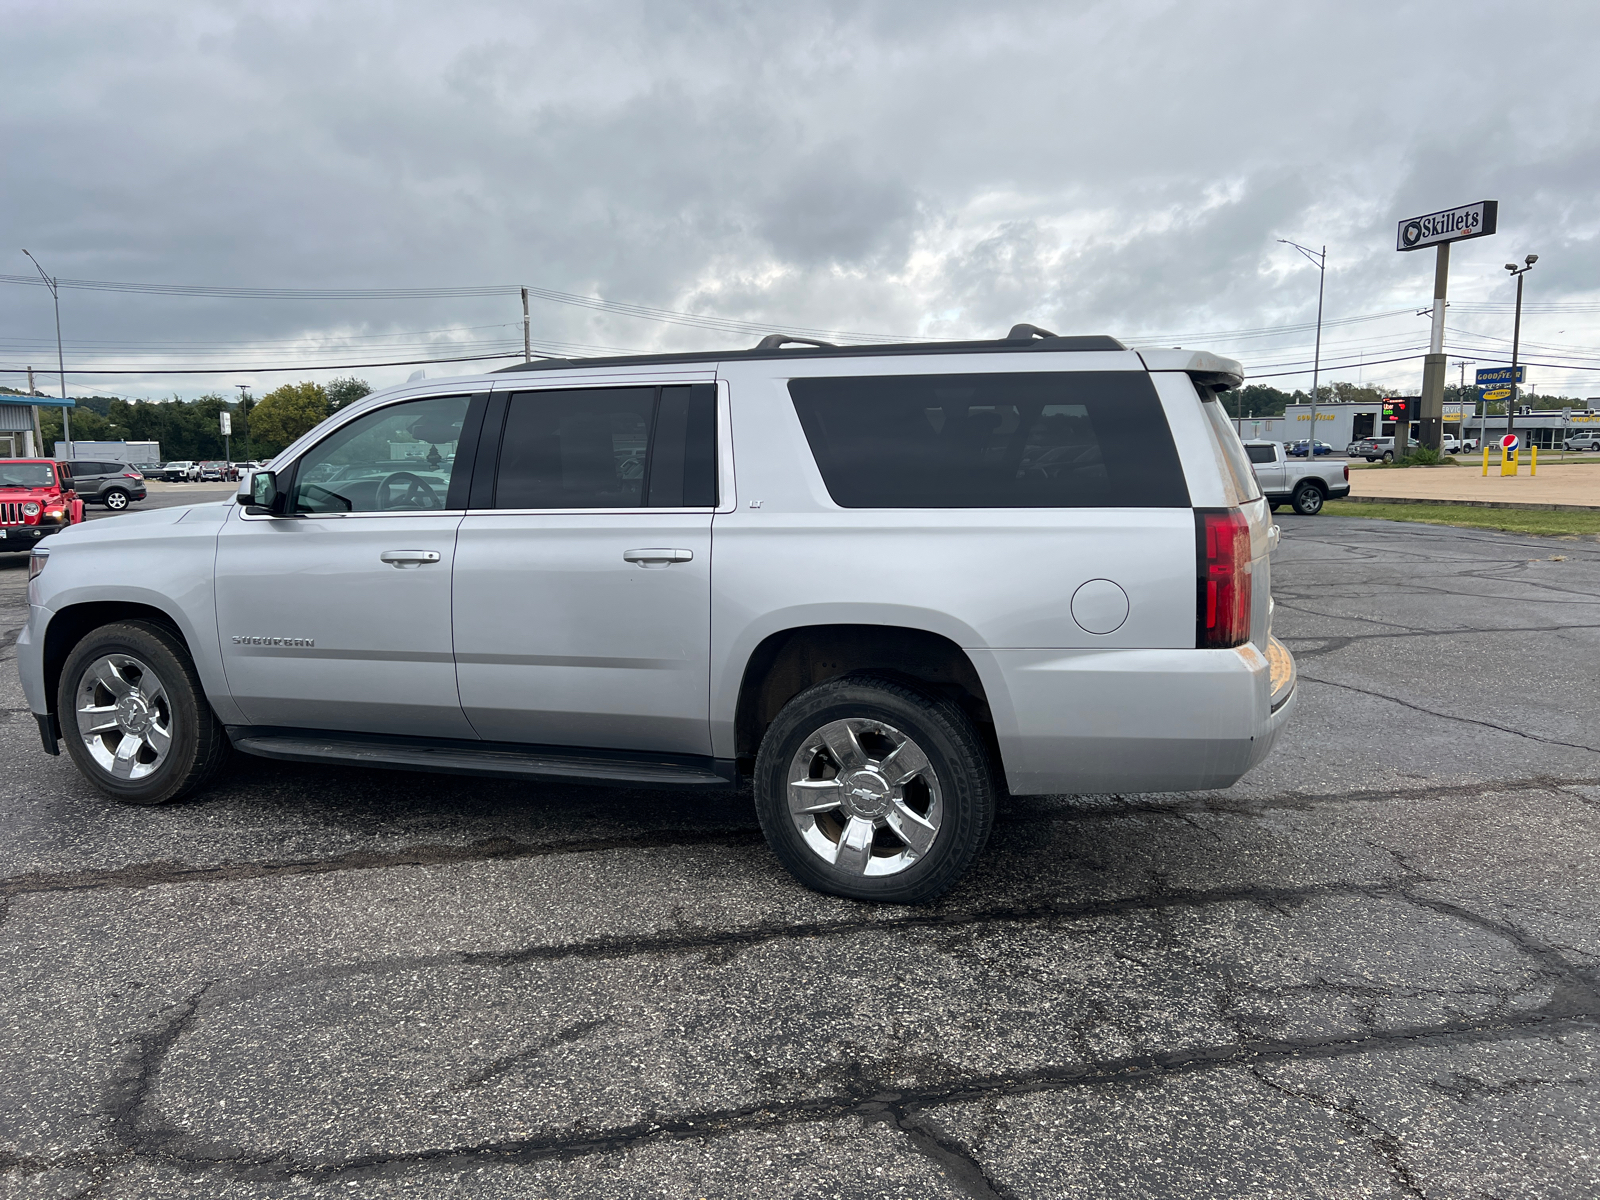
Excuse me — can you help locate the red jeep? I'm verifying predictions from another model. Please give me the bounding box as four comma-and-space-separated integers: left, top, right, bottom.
0, 459, 85, 552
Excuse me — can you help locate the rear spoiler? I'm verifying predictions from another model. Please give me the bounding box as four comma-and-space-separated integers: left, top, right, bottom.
1137, 349, 1245, 392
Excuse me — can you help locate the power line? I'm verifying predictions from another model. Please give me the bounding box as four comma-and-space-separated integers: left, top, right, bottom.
0, 272, 922, 343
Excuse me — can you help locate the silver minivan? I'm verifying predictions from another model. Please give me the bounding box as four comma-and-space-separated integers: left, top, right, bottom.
18, 327, 1296, 902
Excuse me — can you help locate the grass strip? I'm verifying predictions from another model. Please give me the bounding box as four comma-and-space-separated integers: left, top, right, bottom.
1321, 500, 1600, 537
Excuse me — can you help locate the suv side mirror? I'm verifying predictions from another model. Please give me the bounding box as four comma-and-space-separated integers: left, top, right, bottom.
239, 469, 283, 513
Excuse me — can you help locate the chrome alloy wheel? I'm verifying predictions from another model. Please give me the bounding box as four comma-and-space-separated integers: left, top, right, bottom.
74, 654, 174, 781
786, 718, 943, 877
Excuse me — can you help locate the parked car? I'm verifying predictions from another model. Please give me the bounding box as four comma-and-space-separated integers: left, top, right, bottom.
157, 461, 200, 482
197, 460, 229, 482
19, 329, 1297, 903
66, 460, 148, 510
1354, 436, 1397, 462
1564, 431, 1600, 451
1439, 435, 1462, 454
1460, 437, 1480, 453
0, 459, 85, 550
1288, 440, 1335, 457
1243, 440, 1351, 515
1345, 439, 1365, 456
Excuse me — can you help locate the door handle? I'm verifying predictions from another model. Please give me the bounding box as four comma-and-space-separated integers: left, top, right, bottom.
623, 548, 694, 568
380, 550, 442, 568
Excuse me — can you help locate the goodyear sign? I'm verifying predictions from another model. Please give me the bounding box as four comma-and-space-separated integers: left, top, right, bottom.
1475, 365, 1525, 388
1397, 201, 1498, 252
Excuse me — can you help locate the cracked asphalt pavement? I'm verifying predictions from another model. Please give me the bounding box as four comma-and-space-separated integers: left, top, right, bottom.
2, 512, 1598, 1198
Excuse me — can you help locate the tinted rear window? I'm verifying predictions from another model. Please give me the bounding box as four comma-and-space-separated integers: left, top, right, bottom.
789, 371, 1188, 508
1245, 444, 1277, 464
493, 384, 717, 510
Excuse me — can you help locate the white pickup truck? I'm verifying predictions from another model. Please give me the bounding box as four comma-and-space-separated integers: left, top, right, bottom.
1243, 440, 1351, 515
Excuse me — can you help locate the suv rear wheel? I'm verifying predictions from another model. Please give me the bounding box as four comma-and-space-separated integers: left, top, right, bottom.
103, 488, 130, 511
753, 674, 996, 903
58, 620, 229, 805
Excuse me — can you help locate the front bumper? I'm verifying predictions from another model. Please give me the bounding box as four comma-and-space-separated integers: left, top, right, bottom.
0, 524, 60, 548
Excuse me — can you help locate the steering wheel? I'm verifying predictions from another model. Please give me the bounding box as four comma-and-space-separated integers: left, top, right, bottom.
376, 471, 441, 511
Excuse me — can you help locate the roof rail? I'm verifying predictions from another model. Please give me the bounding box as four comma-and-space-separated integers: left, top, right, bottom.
753, 335, 835, 350
1005, 323, 1058, 341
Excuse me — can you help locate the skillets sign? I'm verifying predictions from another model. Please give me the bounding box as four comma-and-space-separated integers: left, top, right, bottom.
1396, 201, 1498, 252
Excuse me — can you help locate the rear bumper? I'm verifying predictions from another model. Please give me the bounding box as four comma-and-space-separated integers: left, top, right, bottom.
1328, 484, 1350, 499
972, 637, 1296, 795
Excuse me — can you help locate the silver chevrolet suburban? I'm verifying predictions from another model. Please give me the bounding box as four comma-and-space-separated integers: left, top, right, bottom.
17, 326, 1296, 902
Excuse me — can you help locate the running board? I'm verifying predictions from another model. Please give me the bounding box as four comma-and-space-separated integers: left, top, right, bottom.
226, 726, 736, 789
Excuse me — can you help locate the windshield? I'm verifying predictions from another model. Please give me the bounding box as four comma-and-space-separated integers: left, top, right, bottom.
0, 463, 55, 488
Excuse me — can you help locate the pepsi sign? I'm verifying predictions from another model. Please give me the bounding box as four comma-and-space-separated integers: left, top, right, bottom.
1501, 434, 1519, 452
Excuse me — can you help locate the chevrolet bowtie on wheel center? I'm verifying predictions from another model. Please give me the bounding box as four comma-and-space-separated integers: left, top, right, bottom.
18, 325, 1297, 902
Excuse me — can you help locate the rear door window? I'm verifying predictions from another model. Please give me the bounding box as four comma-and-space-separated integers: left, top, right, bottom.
789, 371, 1188, 508
492, 385, 717, 509
1245, 444, 1277, 465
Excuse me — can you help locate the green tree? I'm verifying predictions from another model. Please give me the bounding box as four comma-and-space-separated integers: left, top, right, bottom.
326, 377, 372, 413
1229, 384, 1293, 419
250, 382, 329, 456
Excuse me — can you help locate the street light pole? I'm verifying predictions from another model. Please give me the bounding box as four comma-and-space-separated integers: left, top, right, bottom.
1279, 240, 1326, 460
1504, 255, 1537, 453
22, 250, 70, 458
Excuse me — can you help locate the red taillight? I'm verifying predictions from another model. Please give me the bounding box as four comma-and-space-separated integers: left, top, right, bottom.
1196, 508, 1252, 649
1343, 464, 1350, 481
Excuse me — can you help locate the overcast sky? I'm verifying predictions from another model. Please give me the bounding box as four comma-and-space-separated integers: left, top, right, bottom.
5, 0, 1599, 402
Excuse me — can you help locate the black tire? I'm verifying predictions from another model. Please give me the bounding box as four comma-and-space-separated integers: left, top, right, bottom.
753, 674, 996, 904
103, 488, 130, 511
57, 620, 229, 806
1382, 451, 1395, 463
1291, 483, 1325, 516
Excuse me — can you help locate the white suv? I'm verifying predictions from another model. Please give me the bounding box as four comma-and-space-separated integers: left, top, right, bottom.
17, 327, 1296, 902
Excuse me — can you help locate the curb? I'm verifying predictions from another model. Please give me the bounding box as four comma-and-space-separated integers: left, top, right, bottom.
1338, 495, 1600, 514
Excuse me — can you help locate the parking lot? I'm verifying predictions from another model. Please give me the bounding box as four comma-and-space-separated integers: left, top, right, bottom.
2, 510, 1598, 1198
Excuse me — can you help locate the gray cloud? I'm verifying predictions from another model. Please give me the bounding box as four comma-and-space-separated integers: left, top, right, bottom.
5, 0, 1599, 399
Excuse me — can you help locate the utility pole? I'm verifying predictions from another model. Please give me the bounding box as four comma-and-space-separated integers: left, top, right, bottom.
1278, 240, 1326, 460
1504, 255, 1537, 451
1452, 359, 1474, 447
22, 250, 70, 459
27, 366, 43, 458
521, 287, 531, 363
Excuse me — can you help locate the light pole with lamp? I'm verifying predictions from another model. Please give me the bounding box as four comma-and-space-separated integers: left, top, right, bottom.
21, 250, 71, 459
1279, 239, 1326, 460
1504, 255, 1536, 455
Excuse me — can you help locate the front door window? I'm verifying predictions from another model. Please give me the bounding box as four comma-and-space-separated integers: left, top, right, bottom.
291, 395, 470, 514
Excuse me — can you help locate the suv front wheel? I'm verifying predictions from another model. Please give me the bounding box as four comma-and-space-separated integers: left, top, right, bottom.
753, 674, 997, 903
57, 620, 230, 805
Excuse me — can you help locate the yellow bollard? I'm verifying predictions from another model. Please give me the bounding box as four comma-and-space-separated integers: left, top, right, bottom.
1531, 446, 1538, 475
1501, 447, 1517, 476
1482, 446, 1490, 476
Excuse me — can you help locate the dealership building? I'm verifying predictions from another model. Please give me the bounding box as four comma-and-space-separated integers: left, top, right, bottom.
1234, 399, 1600, 451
